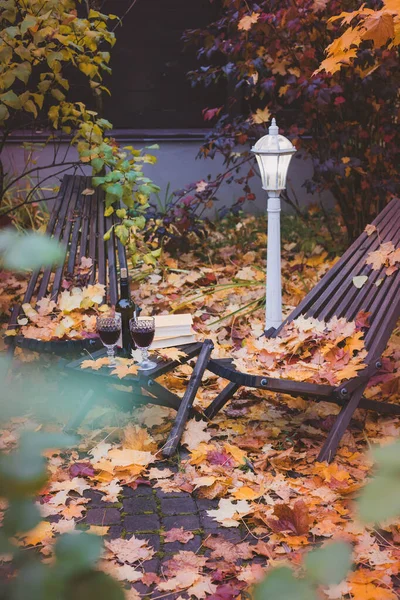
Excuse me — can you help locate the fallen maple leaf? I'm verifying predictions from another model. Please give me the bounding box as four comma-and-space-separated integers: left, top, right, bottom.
96, 480, 123, 502
267, 500, 310, 535
21, 521, 53, 546
148, 467, 174, 480
182, 419, 212, 451
94, 448, 155, 473
165, 528, 195, 543
188, 576, 218, 599
365, 224, 377, 236
110, 360, 139, 379
105, 535, 155, 563
36, 297, 57, 316
207, 499, 251, 527
69, 462, 95, 478
87, 525, 110, 536
123, 424, 158, 452
204, 536, 254, 561
158, 571, 198, 592
81, 357, 110, 371
232, 485, 262, 501
156, 347, 186, 362
350, 582, 397, 600
52, 519, 76, 534
105, 563, 142, 582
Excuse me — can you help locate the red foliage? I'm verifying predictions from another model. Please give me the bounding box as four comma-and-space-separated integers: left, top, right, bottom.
183, 0, 400, 240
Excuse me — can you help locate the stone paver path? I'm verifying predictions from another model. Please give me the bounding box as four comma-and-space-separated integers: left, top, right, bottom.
81, 461, 247, 597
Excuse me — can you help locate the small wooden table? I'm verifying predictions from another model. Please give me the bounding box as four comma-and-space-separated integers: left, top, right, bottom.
64, 340, 214, 456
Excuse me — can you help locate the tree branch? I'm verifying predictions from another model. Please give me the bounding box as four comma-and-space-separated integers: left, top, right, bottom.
1, 161, 83, 197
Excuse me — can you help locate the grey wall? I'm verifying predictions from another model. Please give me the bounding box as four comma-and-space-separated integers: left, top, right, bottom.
2, 135, 334, 217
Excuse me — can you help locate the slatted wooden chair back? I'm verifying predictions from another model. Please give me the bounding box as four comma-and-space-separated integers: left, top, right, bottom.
203, 198, 400, 462
275, 197, 400, 364
8, 173, 127, 351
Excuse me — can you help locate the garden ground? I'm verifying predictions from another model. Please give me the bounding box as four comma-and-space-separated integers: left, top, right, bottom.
1, 209, 399, 600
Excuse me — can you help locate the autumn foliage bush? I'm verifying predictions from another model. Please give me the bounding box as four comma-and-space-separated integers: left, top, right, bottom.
0, 0, 160, 266
183, 0, 400, 241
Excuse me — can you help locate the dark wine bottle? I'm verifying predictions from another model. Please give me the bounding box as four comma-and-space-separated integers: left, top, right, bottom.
115, 268, 136, 356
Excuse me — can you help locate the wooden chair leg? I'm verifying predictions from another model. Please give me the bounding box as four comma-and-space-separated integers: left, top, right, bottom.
204, 382, 240, 420
141, 380, 181, 410
163, 340, 214, 458
317, 386, 366, 463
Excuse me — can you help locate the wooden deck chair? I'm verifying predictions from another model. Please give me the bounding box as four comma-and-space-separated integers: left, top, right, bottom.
5, 172, 213, 445
200, 197, 400, 463
6, 173, 127, 355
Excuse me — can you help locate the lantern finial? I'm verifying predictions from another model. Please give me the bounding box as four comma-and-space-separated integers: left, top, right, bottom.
269, 118, 279, 135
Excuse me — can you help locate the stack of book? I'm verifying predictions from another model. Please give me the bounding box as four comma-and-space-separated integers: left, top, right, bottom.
151, 314, 195, 349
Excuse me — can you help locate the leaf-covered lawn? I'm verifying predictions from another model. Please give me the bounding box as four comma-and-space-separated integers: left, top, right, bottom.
1, 212, 399, 599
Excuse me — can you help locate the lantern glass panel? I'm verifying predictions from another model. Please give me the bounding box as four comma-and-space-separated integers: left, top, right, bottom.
252, 131, 296, 192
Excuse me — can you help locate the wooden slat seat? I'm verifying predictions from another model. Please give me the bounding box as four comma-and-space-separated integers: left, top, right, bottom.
203, 197, 400, 462
7, 173, 127, 354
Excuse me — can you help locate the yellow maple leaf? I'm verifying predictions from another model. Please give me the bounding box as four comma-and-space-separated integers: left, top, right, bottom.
189, 443, 215, 465
156, 347, 186, 362
224, 443, 247, 465
344, 331, 366, 354
99, 448, 154, 469
350, 582, 397, 600
22, 303, 39, 322
238, 12, 259, 31
21, 521, 53, 546
193, 475, 217, 490
58, 288, 84, 313
87, 526, 110, 536
232, 486, 262, 501
252, 106, 271, 124
316, 462, 351, 482
81, 357, 110, 371
123, 424, 158, 452
110, 362, 139, 379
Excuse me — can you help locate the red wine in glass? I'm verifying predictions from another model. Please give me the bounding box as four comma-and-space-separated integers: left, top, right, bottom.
129, 317, 157, 370
98, 328, 120, 346
131, 329, 155, 348
97, 315, 121, 367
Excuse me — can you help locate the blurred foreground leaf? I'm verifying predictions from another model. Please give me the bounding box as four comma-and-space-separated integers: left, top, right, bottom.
358, 472, 400, 523
358, 441, 400, 523
55, 533, 103, 575
65, 570, 125, 600
305, 541, 352, 586
254, 566, 318, 600
0, 229, 64, 271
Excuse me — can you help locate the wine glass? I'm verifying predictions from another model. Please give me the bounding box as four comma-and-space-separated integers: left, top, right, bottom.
96, 313, 121, 367
129, 316, 157, 371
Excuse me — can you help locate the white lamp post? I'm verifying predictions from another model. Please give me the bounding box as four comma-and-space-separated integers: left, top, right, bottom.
252, 118, 296, 331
